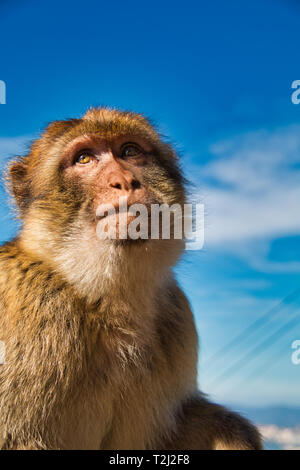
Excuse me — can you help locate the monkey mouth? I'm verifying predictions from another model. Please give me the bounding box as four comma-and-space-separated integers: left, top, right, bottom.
95, 202, 152, 221
94, 203, 152, 243
93, 199, 183, 244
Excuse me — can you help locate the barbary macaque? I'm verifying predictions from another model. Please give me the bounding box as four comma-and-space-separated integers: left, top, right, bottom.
0, 108, 262, 450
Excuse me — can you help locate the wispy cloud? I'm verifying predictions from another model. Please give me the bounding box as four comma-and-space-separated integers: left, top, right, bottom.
0, 136, 33, 162
188, 125, 300, 272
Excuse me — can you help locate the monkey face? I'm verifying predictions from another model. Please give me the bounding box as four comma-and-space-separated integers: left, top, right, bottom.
61, 134, 157, 241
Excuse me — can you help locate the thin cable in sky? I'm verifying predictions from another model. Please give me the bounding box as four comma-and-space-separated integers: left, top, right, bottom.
206, 311, 300, 390
203, 287, 300, 369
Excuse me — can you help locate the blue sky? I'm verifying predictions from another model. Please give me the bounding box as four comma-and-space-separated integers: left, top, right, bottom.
0, 0, 300, 409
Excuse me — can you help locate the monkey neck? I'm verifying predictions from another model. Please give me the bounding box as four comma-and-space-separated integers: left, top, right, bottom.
20, 219, 183, 306
55, 240, 172, 305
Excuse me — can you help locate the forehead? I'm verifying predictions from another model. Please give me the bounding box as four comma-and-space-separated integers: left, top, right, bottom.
32, 110, 163, 165
29, 109, 165, 179
58, 110, 160, 148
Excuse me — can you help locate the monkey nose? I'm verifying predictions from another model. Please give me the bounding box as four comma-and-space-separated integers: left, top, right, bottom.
107, 171, 141, 192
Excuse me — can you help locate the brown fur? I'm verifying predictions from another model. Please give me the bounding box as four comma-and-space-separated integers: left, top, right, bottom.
0, 107, 262, 449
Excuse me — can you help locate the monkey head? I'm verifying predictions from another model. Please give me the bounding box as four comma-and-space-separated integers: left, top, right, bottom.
8, 108, 186, 300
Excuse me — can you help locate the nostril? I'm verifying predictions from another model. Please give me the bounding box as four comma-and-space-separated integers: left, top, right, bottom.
108, 173, 141, 191
131, 180, 141, 190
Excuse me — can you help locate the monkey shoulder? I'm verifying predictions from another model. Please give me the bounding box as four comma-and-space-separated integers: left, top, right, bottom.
156, 279, 197, 341
154, 279, 198, 376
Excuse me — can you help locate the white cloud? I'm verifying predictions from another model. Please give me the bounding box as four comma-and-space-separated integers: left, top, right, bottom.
188, 125, 300, 272
260, 425, 300, 450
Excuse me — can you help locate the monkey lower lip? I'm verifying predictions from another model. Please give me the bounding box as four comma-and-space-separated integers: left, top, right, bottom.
113, 238, 148, 246
95, 211, 137, 220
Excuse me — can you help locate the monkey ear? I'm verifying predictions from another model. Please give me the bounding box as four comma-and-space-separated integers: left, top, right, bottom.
7, 158, 31, 212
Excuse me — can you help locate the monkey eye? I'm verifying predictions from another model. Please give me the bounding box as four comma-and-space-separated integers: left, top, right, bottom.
120, 143, 142, 159
75, 153, 94, 165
